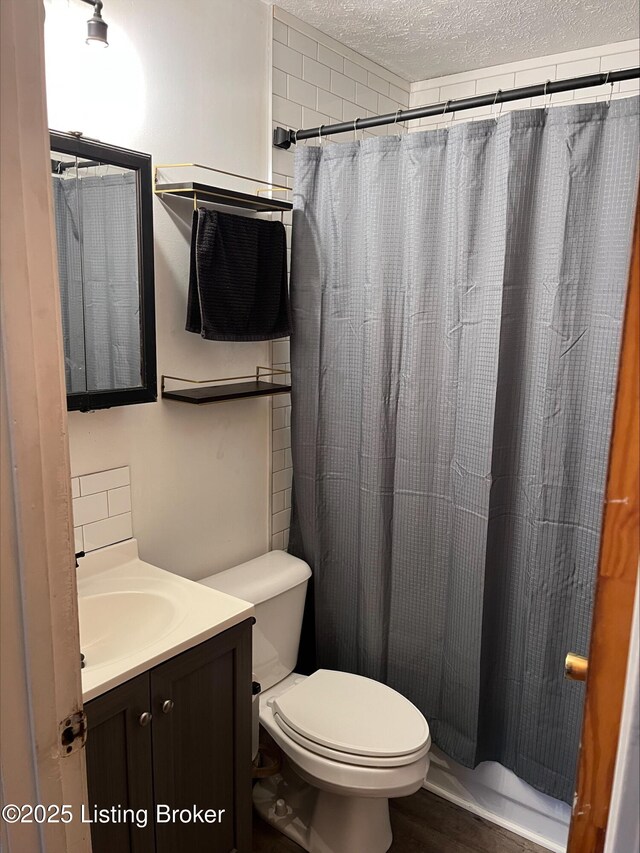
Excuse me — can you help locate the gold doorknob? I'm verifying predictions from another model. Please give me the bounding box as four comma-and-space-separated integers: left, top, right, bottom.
565, 653, 588, 681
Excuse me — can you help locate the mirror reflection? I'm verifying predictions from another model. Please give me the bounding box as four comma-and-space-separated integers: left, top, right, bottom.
51, 152, 142, 394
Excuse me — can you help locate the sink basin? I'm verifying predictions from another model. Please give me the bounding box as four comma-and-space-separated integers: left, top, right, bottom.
79, 590, 181, 668
76, 538, 255, 702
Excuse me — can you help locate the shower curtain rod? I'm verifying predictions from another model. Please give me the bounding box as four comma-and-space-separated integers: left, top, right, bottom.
273, 66, 640, 149
51, 158, 101, 173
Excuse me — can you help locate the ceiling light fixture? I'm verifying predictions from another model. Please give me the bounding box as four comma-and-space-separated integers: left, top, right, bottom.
80, 0, 108, 48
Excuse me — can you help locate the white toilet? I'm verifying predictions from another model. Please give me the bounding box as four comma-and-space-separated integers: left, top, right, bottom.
201, 550, 431, 853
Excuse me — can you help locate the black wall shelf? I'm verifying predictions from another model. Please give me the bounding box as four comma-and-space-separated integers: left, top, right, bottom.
162, 379, 291, 404
161, 368, 291, 405
155, 181, 292, 212
153, 163, 292, 213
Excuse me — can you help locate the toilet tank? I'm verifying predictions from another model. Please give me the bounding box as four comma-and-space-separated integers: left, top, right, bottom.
200, 551, 311, 691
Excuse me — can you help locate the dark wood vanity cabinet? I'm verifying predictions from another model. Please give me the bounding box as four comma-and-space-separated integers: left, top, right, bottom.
84, 620, 253, 853
84, 672, 156, 853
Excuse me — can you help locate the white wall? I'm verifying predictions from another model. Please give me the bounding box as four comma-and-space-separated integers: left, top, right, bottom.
408, 39, 640, 129
269, 6, 411, 549
44, 0, 273, 580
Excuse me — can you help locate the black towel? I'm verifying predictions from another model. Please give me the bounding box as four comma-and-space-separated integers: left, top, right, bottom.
186, 209, 291, 341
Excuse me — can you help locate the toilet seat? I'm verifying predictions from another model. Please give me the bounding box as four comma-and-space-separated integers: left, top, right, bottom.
260, 673, 431, 800
271, 669, 430, 767
273, 712, 430, 767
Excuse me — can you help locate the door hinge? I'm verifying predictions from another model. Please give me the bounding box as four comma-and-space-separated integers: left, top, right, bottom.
59, 709, 87, 756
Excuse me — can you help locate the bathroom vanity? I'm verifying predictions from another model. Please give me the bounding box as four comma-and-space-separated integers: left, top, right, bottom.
84, 623, 252, 853
77, 541, 255, 853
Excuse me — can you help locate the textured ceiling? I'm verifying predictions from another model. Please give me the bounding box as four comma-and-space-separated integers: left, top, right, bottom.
273, 0, 639, 81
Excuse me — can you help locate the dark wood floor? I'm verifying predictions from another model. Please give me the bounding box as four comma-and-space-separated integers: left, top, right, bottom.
252, 787, 550, 853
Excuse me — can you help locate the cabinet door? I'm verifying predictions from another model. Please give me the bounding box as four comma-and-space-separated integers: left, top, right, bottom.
84, 673, 156, 853
150, 621, 252, 853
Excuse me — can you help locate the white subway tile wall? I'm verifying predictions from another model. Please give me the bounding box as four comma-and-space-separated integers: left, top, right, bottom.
79, 465, 130, 496
83, 513, 133, 553
72, 466, 133, 553
270, 7, 411, 550
408, 40, 639, 130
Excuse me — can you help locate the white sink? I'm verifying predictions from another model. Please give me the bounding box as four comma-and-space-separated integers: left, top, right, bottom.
77, 539, 254, 701
79, 589, 182, 668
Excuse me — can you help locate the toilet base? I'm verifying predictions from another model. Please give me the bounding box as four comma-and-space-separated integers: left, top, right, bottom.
253, 761, 393, 853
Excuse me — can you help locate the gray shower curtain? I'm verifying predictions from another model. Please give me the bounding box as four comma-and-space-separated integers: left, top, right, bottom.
53, 172, 141, 392
288, 98, 639, 803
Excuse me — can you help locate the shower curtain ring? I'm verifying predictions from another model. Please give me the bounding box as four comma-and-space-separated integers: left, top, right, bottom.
604, 72, 614, 107
318, 124, 325, 145
492, 89, 503, 123
442, 99, 452, 124
544, 80, 552, 110
393, 108, 404, 137
353, 118, 360, 142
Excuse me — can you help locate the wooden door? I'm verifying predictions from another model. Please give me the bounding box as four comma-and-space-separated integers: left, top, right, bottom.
1, 2, 90, 851
150, 621, 253, 853
567, 202, 639, 852
84, 674, 156, 853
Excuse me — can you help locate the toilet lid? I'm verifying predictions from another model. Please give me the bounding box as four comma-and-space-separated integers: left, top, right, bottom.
272, 670, 430, 759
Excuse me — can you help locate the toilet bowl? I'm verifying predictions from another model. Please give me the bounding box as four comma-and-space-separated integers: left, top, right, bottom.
200, 551, 431, 853
255, 671, 430, 853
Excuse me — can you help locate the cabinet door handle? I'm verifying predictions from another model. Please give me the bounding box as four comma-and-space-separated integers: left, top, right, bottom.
138, 712, 152, 727
162, 699, 174, 714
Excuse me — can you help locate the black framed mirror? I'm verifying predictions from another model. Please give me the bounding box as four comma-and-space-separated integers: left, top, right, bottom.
50, 132, 157, 411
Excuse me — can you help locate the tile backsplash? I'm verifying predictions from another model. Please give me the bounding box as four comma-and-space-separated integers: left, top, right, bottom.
72, 465, 133, 553
271, 338, 292, 551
